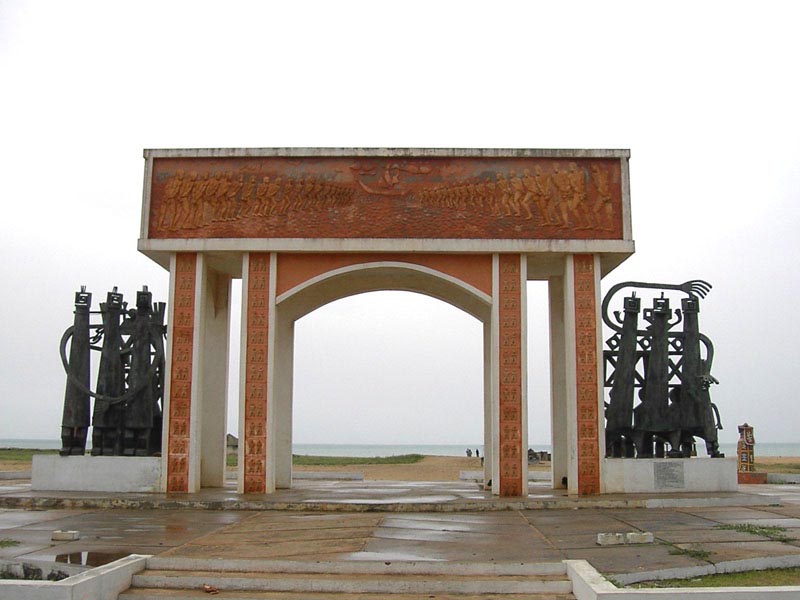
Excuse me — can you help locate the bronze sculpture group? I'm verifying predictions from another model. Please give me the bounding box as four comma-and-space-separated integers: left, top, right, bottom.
602, 280, 723, 459
59, 286, 165, 457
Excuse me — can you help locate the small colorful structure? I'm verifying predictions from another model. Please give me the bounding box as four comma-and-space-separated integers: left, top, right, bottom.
737, 423, 767, 484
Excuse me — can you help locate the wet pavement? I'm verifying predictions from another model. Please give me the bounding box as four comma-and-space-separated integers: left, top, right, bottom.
3, 478, 800, 579
0, 477, 775, 511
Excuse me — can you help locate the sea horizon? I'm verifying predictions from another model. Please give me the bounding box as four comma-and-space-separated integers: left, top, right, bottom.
3, 438, 800, 457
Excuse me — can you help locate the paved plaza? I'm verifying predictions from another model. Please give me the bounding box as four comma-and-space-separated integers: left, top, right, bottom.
4, 477, 800, 584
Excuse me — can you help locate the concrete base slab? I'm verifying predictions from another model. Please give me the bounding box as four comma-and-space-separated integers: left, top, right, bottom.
603, 457, 738, 494
32, 455, 161, 493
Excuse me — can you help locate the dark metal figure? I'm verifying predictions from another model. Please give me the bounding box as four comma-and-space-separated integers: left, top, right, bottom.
91, 288, 126, 456
60, 287, 92, 455
59, 286, 166, 457
602, 280, 723, 459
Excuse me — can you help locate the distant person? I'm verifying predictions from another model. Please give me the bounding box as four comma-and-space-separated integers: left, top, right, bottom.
475, 448, 480, 459
466, 448, 473, 457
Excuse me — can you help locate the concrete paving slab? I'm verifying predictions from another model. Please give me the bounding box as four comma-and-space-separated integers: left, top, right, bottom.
212, 527, 379, 544
609, 512, 719, 531
231, 513, 384, 532
712, 517, 800, 528
0, 508, 89, 528
162, 537, 370, 560
679, 506, 790, 520
653, 527, 777, 544
372, 525, 541, 546
534, 532, 605, 550
563, 542, 709, 575
673, 539, 800, 562
380, 515, 530, 534
357, 537, 565, 563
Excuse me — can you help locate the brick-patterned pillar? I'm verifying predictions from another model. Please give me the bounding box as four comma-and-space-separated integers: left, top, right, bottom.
166, 252, 197, 493
241, 252, 270, 493
497, 254, 526, 497
573, 254, 601, 495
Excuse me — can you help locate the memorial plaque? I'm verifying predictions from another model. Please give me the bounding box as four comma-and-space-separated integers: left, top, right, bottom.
654, 461, 685, 490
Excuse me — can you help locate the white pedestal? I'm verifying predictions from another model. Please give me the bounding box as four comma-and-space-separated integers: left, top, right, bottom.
603, 457, 737, 493
32, 455, 161, 493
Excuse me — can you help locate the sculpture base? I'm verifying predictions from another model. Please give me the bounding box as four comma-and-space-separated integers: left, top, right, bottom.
603, 457, 738, 493
32, 455, 161, 493
738, 471, 768, 484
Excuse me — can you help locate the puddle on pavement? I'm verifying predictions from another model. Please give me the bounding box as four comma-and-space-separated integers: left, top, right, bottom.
34, 551, 130, 567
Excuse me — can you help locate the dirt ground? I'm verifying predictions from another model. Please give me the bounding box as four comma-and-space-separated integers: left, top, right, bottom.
293, 456, 548, 481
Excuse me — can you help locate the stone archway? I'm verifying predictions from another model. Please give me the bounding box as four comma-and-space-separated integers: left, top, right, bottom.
138, 148, 634, 497
266, 256, 494, 493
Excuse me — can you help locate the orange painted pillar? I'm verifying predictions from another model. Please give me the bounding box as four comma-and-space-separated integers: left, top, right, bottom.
242, 252, 270, 493
497, 254, 526, 497
573, 254, 601, 495
166, 252, 197, 492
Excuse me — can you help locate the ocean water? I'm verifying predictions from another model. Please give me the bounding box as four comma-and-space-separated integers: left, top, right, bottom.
4, 439, 800, 457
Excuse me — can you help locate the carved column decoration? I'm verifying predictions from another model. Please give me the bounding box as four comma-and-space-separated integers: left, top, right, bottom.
498, 254, 524, 496
167, 252, 197, 492
574, 254, 600, 495
243, 253, 270, 493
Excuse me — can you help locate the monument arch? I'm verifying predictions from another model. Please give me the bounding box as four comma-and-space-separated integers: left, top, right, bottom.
138, 148, 634, 497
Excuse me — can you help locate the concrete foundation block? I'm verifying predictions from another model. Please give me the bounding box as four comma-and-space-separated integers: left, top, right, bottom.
603, 457, 738, 493
626, 531, 654, 544
596, 532, 626, 546
51, 530, 79, 541
32, 455, 161, 493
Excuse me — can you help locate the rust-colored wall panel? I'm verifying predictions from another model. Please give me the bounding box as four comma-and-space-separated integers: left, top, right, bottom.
167, 253, 196, 493
573, 254, 600, 495
498, 254, 524, 497
276, 253, 493, 297
243, 253, 270, 493
148, 157, 623, 241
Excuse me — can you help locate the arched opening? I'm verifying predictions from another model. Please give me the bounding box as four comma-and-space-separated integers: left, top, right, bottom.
292, 290, 484, 477
267, 261, 494, 490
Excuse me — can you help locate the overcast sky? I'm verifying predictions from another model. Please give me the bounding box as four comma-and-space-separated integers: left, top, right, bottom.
1, 1, 798, 448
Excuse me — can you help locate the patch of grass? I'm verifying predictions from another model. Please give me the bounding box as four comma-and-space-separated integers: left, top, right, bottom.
0, 539, 20, 548
756, 462, 800, 474
631, 567, 800, 588
715, 523, 794, 543
667, 545, 712, 561
0, 448, 59, 463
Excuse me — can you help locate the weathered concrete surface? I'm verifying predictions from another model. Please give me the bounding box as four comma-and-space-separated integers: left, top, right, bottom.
3, 481, 800, 589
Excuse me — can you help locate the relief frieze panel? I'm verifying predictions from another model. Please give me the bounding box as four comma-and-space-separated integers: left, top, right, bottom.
148, 157, 623, 240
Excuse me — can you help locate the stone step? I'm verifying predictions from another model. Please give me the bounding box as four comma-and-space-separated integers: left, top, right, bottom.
145, 557, 568, 577
122, 589, 575, 600
130, 569, 573, 595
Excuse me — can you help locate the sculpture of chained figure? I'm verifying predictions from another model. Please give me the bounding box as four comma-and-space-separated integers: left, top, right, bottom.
602, 280, 723, 459
59, 286, 166, 457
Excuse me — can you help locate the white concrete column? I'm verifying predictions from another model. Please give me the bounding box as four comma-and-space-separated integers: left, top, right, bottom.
236, 253, 249, 493
198, 264, 231, 488
548, 273, 568, 489
563, 256, 579, 496
482, 319, 493, 487
273, 302, 294, 489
